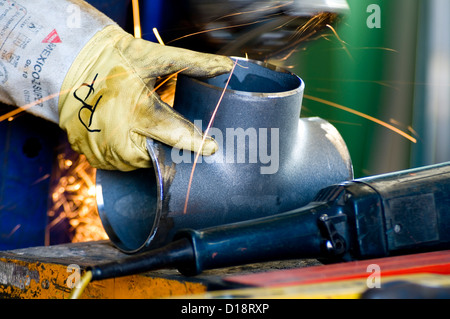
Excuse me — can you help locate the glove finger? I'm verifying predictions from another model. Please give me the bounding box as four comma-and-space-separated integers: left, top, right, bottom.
159, 47, 234, 78
135, 97, 219, 156
121, 37, 234, 79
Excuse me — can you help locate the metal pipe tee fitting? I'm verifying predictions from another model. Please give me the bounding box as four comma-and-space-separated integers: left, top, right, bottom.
96, 58, 353, 253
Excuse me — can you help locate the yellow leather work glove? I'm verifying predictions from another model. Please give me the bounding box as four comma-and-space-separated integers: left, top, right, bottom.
58, 25, 233, 171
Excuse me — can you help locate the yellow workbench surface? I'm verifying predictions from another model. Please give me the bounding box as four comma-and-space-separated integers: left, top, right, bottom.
3, 240, 449, 299
0, 240, 320, 299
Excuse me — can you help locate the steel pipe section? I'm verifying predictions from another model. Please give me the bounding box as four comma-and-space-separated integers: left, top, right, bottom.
96, 58, 353, 253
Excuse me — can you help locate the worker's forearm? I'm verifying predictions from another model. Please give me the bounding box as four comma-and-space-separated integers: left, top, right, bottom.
0, 0, 115, 122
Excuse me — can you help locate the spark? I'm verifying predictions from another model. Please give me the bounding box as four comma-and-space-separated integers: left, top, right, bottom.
152, 68, 187, 94
304, 94, 417, 143
132, 0, 141, 38
276, 46, 299, 61
0, 91, 63, 123
354, 46, 398, 53
215, 1, 294, 21
306, 78, 402, 90
6, 224, 21, 238
166, 18, 274, 45
325, 23, 352, 60
183, 59, 238, 215
408, 126, 419, 138
65, 159, 73, 167
87, 185, 96, 197
31, 173, 51, 186
153, 27, 165, 45
325, 24, 346, 45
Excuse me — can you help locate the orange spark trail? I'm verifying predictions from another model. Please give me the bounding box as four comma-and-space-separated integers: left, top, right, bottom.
183, 59, 238, 215
325, 24, 352, 60
216, 1, 293, 20
131, 0, 141, 38
149, 67, 188, 98
0, 91, 64, 122
304, 94, 417, 144
166, 18, 273, 45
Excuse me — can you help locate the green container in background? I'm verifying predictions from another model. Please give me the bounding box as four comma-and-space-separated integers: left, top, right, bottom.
292, 0, 420, 178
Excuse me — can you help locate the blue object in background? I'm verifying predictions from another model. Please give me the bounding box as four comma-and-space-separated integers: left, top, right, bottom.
86, 0, 168, 43
140, 0, 163, 42
86, 0, 132, 30
0, 106, 61, 250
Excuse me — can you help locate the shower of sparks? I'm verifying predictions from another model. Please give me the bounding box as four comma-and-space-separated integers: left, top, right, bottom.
164, 1, 299, 46
268, 12, 338, 61
47, 152, 108, 244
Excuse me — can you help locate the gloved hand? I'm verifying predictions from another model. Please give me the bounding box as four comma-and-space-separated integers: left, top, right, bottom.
0, 0, 233, 172
58, 25, 233, 171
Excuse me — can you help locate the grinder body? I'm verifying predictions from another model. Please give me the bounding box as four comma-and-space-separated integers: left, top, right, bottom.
174, 162, 450, 275
90, 162, 450, 280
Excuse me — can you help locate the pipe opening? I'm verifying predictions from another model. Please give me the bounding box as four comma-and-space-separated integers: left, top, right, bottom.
96, 168, 159, 252
199, 58, 302, 95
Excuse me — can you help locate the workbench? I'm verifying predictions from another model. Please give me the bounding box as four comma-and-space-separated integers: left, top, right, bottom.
1, 240, 450, 299
0, 240, 321, 299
